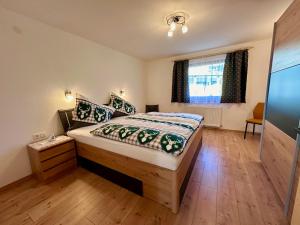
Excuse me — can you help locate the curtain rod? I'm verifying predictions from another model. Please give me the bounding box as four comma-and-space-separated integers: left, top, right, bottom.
174, 47, 254, 61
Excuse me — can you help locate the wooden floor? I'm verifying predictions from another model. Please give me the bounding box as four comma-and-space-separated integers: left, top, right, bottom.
0, 129, 288, 225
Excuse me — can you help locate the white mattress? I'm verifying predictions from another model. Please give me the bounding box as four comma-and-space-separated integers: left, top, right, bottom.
67, 122, 190, 171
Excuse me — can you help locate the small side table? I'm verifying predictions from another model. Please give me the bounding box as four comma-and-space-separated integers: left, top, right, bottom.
146, 104, 159, 113
27, 136, 76, 181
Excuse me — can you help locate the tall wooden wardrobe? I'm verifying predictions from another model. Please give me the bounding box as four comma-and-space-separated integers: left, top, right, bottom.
260, 0, 300, 222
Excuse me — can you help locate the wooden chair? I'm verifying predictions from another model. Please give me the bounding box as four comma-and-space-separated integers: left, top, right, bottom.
244, 102, 264, 139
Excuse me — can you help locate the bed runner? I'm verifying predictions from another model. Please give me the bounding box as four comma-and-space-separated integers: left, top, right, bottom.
91, 113, 203, 156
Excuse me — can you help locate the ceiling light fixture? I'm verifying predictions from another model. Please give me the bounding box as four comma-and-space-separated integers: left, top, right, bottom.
166, 12, 189, 37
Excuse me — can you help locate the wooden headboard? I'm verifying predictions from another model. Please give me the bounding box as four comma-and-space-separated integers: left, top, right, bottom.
58, 109, 91, 133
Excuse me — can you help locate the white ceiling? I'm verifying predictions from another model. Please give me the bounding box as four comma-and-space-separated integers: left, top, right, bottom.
0, 0, 292, 60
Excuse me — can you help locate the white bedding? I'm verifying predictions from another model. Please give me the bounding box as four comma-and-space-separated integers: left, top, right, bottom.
67, 122, 190, 171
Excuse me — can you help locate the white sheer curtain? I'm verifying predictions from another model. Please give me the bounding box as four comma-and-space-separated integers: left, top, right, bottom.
188, 54, 226, 105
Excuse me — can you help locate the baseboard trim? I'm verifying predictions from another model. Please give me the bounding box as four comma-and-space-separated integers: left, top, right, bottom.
0, 174, 33, 192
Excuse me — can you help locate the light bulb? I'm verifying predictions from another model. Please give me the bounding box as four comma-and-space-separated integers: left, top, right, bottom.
168, 30, 173, 37
170, 21, 176, 31
182, 24, 188, 34
66, 95, 73, 102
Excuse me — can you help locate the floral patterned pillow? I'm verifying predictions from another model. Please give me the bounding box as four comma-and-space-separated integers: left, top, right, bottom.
109, 93, 136, 115
73, 97, 115, 124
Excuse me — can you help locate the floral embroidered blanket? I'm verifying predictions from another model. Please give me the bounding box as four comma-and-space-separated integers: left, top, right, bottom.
91, 112, 203, 156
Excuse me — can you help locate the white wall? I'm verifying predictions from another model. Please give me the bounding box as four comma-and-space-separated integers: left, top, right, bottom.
145, 39, 272, 131
0, 6, 146, 188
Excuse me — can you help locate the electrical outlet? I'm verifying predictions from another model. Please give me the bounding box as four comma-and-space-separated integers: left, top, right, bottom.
32, 132, 47, 142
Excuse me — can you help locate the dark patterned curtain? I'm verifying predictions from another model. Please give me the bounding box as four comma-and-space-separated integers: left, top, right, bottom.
221, 50, 248, 103
171, 60, 190, 103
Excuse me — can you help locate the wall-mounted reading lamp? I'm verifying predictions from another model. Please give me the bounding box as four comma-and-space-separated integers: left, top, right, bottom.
65, 90, 74, 101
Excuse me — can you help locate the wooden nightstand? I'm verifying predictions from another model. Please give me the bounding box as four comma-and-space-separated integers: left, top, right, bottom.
146, 104, 159, 113
27, 136, 77, 181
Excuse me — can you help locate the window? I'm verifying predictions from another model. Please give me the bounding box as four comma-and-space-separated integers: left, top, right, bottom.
188, 54, 225, 104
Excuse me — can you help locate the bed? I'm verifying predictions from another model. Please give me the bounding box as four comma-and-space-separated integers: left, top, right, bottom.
67, 112, 203, 213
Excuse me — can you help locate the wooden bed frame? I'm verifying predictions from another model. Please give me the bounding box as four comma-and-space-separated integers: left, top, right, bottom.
76, 124, 203, 213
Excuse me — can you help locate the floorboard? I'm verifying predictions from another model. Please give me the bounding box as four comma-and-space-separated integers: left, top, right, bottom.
0, 129, 288, 225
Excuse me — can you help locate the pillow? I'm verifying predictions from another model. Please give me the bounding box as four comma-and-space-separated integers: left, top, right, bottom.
73, 97, 115, 124
109, 93, 136, 115
103, 102, 128, 118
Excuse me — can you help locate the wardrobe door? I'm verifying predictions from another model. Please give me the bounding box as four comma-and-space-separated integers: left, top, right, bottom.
261, 0, 300, 218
